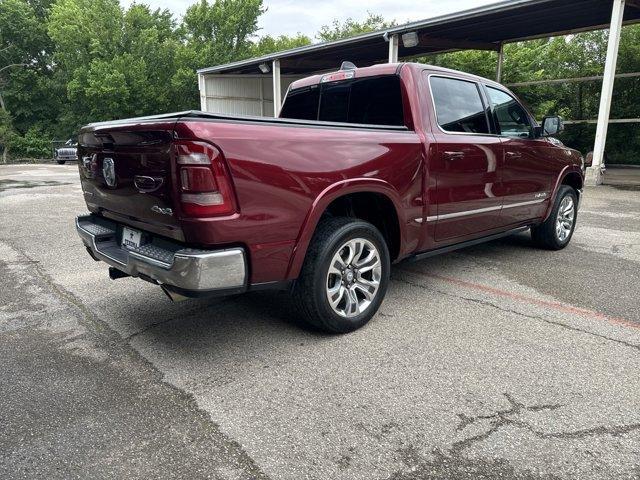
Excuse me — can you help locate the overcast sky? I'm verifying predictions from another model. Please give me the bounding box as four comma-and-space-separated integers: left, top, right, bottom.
121, 0, 502, 38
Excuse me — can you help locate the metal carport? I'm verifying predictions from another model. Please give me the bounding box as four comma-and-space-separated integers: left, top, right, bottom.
197, 0, 640, 185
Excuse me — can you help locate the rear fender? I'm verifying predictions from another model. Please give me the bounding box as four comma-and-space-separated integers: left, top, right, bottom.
285, 178, 405, 280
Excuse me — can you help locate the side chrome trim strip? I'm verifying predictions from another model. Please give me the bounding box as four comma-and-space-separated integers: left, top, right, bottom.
421, 197, 548, 223
502, 198, 547, 210
434, 205, 502, 221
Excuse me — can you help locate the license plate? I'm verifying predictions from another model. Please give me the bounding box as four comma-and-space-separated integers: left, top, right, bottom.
122, 227, 143, 250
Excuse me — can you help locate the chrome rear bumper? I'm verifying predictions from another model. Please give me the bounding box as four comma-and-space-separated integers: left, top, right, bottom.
76, 214, 247, 294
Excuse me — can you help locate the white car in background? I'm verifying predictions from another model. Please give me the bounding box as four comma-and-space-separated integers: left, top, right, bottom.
54, 139, 78, 165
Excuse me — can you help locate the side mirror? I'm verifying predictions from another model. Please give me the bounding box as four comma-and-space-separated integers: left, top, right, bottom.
541, 116, 564, 137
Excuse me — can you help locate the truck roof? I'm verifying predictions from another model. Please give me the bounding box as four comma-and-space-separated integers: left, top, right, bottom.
288, 62, 503, 91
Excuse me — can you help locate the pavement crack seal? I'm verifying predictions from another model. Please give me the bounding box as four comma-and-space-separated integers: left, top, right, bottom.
451, 393, 562, 455
396, 270, 640, 353
453, 393, 640, 452
388, 394, 640, 480
1, 240, 271, 480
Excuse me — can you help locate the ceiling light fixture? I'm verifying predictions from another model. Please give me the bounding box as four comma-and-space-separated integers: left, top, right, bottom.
402, 32, 419, 48
259, 62, 270, 74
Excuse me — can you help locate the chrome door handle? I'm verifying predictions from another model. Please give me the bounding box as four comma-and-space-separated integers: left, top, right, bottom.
443, 151, 465, 161
506, 151, 522, 159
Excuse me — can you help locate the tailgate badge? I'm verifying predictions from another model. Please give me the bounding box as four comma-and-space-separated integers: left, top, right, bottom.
134, 175, 164, 193
103, 158, 116, 187
151, 205, 173, 216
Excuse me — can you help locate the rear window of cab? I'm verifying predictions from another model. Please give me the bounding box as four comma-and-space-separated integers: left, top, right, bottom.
280, 75, 405, 127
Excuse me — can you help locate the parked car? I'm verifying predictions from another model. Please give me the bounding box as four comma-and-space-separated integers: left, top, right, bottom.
75, 62, 584, 333
54, 139, 78, 164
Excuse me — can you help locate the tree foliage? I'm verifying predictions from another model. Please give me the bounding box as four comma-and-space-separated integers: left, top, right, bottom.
425, 29, 640, 163
1, 0, 269, 160
251, 34, 312, 56
317, 12, 395, 42
0, 1, 639, 163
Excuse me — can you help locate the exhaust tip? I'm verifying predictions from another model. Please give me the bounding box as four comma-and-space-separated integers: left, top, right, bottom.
160, 285, 189, 302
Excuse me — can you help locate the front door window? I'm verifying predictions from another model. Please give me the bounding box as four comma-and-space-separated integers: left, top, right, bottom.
486, 87, 532, 138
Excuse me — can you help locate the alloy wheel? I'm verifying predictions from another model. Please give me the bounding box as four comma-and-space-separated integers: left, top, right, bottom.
326, 238, 382, 318
556, 195, 575, 242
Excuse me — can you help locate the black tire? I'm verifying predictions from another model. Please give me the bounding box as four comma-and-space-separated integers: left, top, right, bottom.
531, 185, 578, 250
56, 160, 65, 165
292, 216, 390, 334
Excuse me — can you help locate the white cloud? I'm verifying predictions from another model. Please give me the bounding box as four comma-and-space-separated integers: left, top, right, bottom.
120, 0, 502, 38
259, 0, 501, 38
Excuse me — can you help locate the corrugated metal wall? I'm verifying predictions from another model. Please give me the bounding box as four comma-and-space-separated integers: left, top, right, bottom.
199, 75, 304, 117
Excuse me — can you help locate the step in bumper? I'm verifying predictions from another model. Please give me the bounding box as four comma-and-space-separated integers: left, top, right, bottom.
76, 214, 247, 293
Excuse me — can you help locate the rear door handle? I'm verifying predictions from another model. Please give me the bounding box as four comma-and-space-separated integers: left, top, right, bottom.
506, 151, 522, 159
443, 151, 465, 161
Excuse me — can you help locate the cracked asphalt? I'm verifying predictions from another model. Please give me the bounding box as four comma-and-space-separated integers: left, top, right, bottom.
1, 164, 640, 479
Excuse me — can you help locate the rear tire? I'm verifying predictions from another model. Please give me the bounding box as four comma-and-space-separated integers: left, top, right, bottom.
531, 185, 578, 250
292, 216, 390, 334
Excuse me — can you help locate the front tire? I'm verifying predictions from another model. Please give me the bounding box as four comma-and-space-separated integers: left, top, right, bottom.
56, 160, 65, 165
531, 185, 578, 250
292, 217, 390, 333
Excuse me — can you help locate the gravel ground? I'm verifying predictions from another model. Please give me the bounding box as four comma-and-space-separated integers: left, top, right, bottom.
1, 164, 639, 480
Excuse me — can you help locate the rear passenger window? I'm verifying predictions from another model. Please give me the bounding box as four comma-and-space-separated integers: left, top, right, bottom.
280, 76, 405, 127
429, 76, 489, 134
279, 86, 319, 120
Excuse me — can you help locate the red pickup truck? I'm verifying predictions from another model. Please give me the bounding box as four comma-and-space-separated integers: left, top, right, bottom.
76, 62, 584, 333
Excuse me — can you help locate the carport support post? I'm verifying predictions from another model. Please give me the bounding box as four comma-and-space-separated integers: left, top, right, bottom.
586, 0, 626, 186
272, 59, 282, 117
388, 34, 399, 63
496, 43, 504, 82
198, 73, 207, 111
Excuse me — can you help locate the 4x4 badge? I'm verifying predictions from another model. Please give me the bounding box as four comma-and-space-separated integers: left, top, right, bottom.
151, 205, 173, 216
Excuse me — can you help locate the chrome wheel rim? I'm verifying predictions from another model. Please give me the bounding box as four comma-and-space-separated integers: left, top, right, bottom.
326, 238, 382, 318
556, 195, 575, 242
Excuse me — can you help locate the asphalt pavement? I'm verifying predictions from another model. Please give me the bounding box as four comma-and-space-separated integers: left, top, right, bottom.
1, 164, 639, 479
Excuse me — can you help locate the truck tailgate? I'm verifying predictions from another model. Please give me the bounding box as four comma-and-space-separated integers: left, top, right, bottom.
78, 122, 184, 241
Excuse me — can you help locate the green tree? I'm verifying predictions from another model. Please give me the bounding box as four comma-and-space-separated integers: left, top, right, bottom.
423, 26, 640, 164
0, 108, 13, 163
173, 0, 266, 109
181, 0, 264, 59
48, 0, 123, 70
2, 3, 640, 165
0, 0, 55, 161
317, 12, 395, 42
251, 33, 312, 56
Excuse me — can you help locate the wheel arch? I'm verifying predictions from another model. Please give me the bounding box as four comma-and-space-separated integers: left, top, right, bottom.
285, 179, 405, 280
542, 166, 584, 222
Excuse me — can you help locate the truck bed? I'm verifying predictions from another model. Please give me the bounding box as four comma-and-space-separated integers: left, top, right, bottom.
77, 110, 423, 284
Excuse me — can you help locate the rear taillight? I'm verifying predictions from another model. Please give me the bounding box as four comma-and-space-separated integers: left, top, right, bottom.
174, 141, 235, 217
